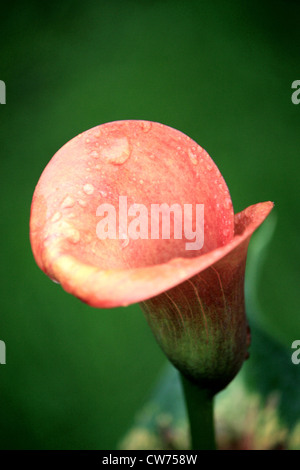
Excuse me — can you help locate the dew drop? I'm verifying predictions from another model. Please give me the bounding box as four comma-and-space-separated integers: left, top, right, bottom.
223, 228, 230, 237
93, 128, 101, 137
224, 198, 232, 209
83, 183, 95, 195
51, 211, 61, 222
99, 190, 107, 197
100, 137, 130, 165
140, 121, 152, 133
207, 163, 213, 171
188, 148, 198, 165
78, 199, 87, 207
67, 228, 80, 244
61, 196, 75, 209
139, 179, 144, 185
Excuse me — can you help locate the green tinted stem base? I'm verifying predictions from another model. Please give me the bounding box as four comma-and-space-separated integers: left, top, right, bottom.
180, 373, 216, 450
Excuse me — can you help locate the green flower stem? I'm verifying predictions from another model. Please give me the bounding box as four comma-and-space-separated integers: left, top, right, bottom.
180, 373, 216, 450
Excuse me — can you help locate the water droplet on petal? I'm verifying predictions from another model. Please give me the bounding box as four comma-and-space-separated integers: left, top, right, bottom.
100, 137, 130, 165
78, 199, 87, 207
61, 196, 75, 209
188, 148, 198, 165
207, 163, 213, 171
83, 183, 95, 195
223, 228, 230, 237
51, 211, 61, 222
139, 179, 144, 185
93, 128, 101, 137
140, 121, 152, 133
99, 190, 107, 197
67, 228, 80, 244
224, 198, 232, 209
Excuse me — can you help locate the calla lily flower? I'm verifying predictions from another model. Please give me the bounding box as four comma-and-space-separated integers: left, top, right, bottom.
30, 120, 273, 392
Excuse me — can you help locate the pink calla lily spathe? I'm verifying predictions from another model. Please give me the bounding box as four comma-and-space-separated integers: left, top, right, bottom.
30, 120, 273, 390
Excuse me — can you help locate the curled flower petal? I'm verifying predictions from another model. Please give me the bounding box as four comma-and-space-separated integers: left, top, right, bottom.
141, 202, 273, 391
30, 120, 236, 305
30, 120, 273, 390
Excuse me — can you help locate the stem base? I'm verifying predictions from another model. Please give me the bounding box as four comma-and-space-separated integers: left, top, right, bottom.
180, 374, 216, 450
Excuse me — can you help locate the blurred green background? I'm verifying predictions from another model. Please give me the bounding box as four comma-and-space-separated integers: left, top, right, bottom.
0, 0, 299, 449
